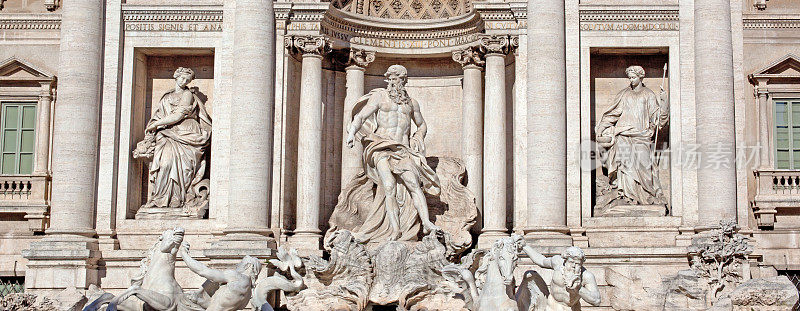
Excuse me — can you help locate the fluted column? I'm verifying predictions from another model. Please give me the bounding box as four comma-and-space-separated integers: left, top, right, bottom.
526, 0, 570, 245
694, 0, 737, 228
34, 82, 52, 175
288, 35, 330, 252
452, 46, 484, 232
477, 35, 512, 246
341, 49, 375, 185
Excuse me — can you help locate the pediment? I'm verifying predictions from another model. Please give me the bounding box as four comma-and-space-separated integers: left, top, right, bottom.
753, 54, 800, 76
0, 57, 55, 82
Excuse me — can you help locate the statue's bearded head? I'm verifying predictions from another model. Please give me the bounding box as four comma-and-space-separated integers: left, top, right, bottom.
561, 246, 585, 290
384, 65, 409, 102
625, 65, 645, 89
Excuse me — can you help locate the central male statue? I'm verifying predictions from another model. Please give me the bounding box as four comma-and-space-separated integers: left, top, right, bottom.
340, 64, 441, 242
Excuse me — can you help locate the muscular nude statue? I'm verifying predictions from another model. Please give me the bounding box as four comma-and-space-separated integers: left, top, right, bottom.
343, 64, 441, 242
179, 242, 263, 311
520, 243, 601, 311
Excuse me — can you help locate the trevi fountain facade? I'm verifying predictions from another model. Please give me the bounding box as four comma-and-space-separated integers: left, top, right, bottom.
1, 0, 800, 310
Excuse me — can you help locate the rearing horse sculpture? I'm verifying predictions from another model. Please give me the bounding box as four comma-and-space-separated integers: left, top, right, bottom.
444, 235, 523, 311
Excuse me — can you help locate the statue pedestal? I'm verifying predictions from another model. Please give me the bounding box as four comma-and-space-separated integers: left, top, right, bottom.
205, 232, 277, 268
135, 206, 207, 219
22, 235, 100, 295
597, 204, 668, 217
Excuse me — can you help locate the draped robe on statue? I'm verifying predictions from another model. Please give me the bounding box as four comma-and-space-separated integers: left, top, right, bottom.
596, 84, 668, 205
328, 89, 440, 243
146, 89, 212, 209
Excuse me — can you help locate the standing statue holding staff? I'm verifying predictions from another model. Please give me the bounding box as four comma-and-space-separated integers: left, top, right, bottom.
595, 65, 669, 211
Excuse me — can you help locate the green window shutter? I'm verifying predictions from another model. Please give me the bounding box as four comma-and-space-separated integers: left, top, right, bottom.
776, 101, 791, 169
0, 102, 36, 174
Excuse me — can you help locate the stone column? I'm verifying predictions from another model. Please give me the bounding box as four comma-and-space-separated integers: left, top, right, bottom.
694, 0, 738, 228
23, 0, 103, 292
526, 0, 570, 245
34, 82, 52, 175
756, 85, 769, 168
341, 48, 375, 185
288, 35, 330, 252
452, 46, 484, 232
477, 35, 511, 246
208, 0, 277, 258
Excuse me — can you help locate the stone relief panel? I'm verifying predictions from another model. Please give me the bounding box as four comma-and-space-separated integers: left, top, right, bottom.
590, 51, 671, 217
331, 0, 472, 19
130, 57, 214, 219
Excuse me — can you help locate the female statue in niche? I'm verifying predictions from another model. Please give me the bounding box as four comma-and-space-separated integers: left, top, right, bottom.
133, 67, 212, 218
595, 65, 669, 215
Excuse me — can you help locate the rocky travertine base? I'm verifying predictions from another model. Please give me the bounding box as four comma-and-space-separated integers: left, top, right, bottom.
0, 287, 86, 311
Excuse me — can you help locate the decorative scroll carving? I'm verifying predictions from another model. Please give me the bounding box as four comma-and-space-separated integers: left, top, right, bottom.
452, 46, 485, 68
332, 0, 472, 20
477, 34, 512, 55
285, 35, 332, 56
348, 48, 376, 68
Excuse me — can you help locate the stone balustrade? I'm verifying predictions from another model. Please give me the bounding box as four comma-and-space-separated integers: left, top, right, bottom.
0, 174, 49, 233
752, 169, 800, 228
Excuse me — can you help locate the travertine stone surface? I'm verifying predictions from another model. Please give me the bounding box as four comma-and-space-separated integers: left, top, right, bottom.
227, 0, 276, 237
341, 48, 375, 186
46, 0, 104, 237
33, 83, 51, 174
694, 0, 737, 228
526, 0, 568, 240
288, 35, 330, 250
478, 35, 511, 246
452, 46, 484, 231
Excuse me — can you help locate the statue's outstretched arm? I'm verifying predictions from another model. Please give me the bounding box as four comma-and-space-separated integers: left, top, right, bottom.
180, 245, 228, 283
521, 244, 554, 269
578, 271, 602, 306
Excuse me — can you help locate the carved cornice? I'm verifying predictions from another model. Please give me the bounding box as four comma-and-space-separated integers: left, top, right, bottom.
122, 8, 223, 23
0, 14, 61, 30
121, 6, 223, 32
744, 15, 800, 29
322, 9, 481, 41
478, 34, 513, 55
348, 48, 375, 68
579, 9, 679, 22
286, 35, 331, 56
452, 46, 485, 68
579, 9, 679, 31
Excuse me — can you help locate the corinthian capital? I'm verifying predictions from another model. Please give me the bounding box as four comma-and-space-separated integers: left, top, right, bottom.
285, 35, 331, 56
452, 46, 485, 68
348, 48, 376, 68
477, 34, 512, 56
